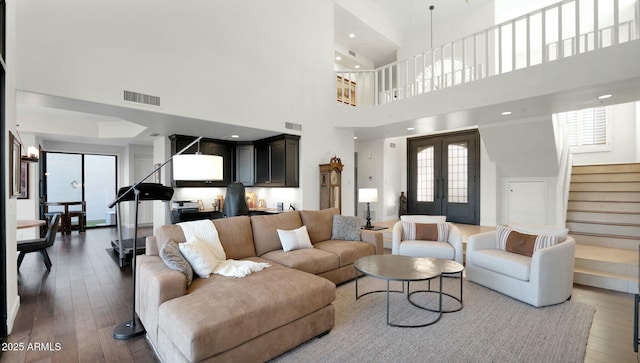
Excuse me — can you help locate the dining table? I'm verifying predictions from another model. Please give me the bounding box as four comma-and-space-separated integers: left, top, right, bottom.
16, 219, 46, 229
45, 201, 85, 233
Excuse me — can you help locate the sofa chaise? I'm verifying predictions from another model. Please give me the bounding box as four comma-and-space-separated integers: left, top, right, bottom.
136, 208, 382, 362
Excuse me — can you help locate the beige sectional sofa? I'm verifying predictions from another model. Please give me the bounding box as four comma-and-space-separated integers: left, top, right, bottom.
136, 208, 383, 362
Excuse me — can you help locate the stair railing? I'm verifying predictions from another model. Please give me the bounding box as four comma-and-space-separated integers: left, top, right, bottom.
337, 0, 640, 107
554, 117, 574, 226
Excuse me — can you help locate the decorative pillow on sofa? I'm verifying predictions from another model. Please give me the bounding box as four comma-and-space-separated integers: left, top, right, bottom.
402, 221, 449, 242
508, 223, 569, 241
160, 240, 194, 287
277, 225, 313, 252
496, 225, 560, 257
178, 237, 220, 278
331, 215, 361, 241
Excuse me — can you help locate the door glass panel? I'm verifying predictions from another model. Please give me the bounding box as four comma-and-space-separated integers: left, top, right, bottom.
46, 153, 82, 214
46, 152, 117, 227
85, 154, 116, 226
448, 142, 468, 203
416, 146, 434, 202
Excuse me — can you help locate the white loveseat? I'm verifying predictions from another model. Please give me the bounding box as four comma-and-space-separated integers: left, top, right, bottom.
466, 224, 576, 307
391, 215, 464, 264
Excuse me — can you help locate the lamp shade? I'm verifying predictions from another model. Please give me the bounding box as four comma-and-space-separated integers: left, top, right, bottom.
172, 154, 223, 181
358, 188, 378, 203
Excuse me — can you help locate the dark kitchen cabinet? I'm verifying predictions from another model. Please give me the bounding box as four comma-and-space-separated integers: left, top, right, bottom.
254, 134, 299, 187
235, 143, 254, 186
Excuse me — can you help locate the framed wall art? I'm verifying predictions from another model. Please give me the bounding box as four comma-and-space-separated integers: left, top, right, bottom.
8, 131, 22, 197
18, 161, 28, 199
336, 76, 356, 106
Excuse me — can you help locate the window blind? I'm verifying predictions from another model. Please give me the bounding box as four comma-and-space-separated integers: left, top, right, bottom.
558, 107, 607, 148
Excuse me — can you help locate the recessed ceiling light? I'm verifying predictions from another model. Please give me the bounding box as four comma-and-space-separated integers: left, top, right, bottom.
407, 127, 415, 131
353, 136, 358, 140
354, 65, 360, 69
348, 33, 356, 38
598, 94, 612, 100
501, 111, 512, 116
231, 134, 239, 138
335, 56, 342, 61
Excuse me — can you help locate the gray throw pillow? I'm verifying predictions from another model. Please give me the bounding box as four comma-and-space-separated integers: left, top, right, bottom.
160, 240, 194, 288
331, 215, 361, 241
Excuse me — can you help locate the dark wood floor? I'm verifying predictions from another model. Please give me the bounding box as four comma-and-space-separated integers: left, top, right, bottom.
1, 226, 157, 363
1, 227, 638, 362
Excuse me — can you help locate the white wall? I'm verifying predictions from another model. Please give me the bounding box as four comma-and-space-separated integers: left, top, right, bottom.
571, 102, 639, 165
355, 138, 384, 221
333, 0, 403, 46
15, 0, 336, 136
637, 101, 640, 161
383, 137, 407, 221
479, 137, 498, 226
480, 116, 560, 177
494, 0, 561, 23
5, 0, 19, 334
152, 136, 172, 232
15, 134, 40, 240
397, 1, 495, 61
16, 0, 349, 216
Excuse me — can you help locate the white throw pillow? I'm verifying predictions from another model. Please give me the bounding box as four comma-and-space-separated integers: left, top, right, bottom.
178, 237, 220, 278
277, 225, 313, 252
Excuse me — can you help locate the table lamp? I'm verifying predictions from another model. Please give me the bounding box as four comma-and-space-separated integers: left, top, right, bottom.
359, 188, 378, 229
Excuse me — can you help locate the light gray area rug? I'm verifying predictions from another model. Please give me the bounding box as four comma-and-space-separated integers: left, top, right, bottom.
273, 277, 595, 363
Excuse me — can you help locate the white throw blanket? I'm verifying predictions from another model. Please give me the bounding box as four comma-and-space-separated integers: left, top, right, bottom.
178, 220, 269, 278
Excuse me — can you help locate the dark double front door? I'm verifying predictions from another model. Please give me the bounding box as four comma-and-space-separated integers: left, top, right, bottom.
407, 130, 480, 224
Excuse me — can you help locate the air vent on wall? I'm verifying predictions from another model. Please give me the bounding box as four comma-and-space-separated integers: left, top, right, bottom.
348, 49, 357, 57
123, 90, 161, 107
285, 122, 302, 131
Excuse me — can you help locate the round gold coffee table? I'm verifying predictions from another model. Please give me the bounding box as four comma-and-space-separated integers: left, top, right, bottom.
354, 255, 443, 328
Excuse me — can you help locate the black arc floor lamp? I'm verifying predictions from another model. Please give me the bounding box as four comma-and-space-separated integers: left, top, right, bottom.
109, 136, 222, 340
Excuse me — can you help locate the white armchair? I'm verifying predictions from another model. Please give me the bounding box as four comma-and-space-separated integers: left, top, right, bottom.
392, 215, 464, 264
466, 224, 576, 307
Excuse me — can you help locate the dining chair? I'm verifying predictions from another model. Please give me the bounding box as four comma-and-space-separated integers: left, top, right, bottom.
67, 201, 87, 232
17, 213, 61, 271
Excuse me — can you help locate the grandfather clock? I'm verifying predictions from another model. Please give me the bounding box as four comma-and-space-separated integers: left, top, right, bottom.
319, 156, 344, 213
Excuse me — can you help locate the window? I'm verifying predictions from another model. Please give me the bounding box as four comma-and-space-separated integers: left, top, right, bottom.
45, 152, 117, 227
556, 107, 608, 150
416, 146, 435, 202
447, 143, 468, 203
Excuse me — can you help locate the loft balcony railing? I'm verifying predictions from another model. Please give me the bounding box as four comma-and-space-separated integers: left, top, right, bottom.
336, 0, 640, 107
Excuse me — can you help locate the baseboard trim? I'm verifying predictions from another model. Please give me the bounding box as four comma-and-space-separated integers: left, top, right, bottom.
7, 295, 20, 334
145, 333, 163, 363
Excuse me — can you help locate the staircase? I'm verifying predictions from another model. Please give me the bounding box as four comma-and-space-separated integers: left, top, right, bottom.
567, 163, 640, 293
